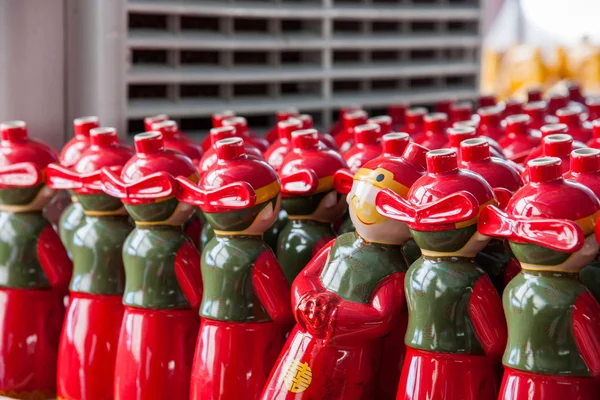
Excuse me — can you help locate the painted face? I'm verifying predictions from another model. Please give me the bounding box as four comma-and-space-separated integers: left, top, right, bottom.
348, 167, 412, 245
307, 191, 347, 223
241, 195, 282, 236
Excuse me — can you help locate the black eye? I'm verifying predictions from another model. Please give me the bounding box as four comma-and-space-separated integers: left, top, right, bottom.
376, 174, 385, 182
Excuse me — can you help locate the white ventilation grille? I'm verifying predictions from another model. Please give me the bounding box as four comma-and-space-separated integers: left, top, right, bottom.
125, 0, 481, 137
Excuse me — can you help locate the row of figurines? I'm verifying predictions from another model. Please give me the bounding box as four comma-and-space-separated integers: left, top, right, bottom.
0, 86, 599, 400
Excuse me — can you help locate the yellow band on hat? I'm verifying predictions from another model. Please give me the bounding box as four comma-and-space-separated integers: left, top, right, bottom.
255, 180, 281, 204
575, 210, 600, 236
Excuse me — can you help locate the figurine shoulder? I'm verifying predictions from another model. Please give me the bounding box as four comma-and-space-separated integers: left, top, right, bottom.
202, 236, 270, 268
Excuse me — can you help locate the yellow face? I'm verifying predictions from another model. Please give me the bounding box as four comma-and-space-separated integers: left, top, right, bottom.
348, 167, 412, 245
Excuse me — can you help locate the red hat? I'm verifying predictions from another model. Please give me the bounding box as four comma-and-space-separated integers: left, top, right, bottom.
0, 121, 58, 189
498, 114, 541, 164
479, 157, 600, 254
343, 124, 382, 172
459, 138, 523, 209
222, 116, 269, 152
177, 137, 279, 213
47, 127, 134, 195
101, 131, 198, 205
556, 107, 592, 143
564, 148, 600, 199
198, 126, 264, 172
264, 118, 304, 171
415, 113, 448, 150
59, 116, 99, 167
476, 106, 504, 141
279, 129, 347, 198
376, 149, 495, 232
151, 120, 204, 163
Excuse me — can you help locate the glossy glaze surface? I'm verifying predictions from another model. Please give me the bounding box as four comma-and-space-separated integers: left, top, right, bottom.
58, 201, 85, 258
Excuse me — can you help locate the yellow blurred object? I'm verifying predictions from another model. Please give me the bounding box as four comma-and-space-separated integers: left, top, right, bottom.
503, 45, 547, 100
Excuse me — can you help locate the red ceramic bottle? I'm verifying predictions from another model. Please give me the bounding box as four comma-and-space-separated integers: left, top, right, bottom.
46, 128, 134, 400
297, 114, 338, 150
564, 148, 600, 302
376, 149, 507, 400
0, 121, 72, 399
176, 137, 292, 400
261, 139, 427, 400
477, 106, 505, 141
524, 123, 586, 164
276, 129, 349, 284
459, 138, 524, 291
199, 110, 236, 151
405, 107, 427, 139
199, 126, 264, 173
498, 114, 541, 164
223, 116, 270, 153
335, 109, 369, 153
388, 103, 408, 131
524, 101, 558, 130
479, 157, 600, 400
414, 113, 448, 150
368, 115, 393, 135
446, 126, 505, 159
343, 123, 383, 172
557, 106, 593, 142
586, 120, 600, 148
101, 132, 203, 400
264, 119, 304, 172
265, 108, 300, 143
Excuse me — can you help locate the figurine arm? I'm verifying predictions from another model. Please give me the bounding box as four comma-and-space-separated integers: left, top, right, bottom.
573, 291, 600, 377
291, 239, 335, 308
174, 240, 203, 309
37, 224, 72, 293
469, 274, 507, 360
252, 249, 293, 325
324, 272, 406, 343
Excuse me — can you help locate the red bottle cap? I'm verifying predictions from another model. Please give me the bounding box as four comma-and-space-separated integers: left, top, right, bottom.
426, 149, 458, 174
424, 113, 447, 134
277, 118, 303, 141
89, 127, 119, 148
388, 103, 408, 122
503, 99, 524, 116
74, 116, 100, 137
567, 81, 584, 102
453, 120, 479, 129
134, 131, 164, 155
143, 114, 168, 131
343, 110, 368, 130
543, 134, 573, 158
0, 120, 28, 142
447, 127, 477, 149
354, 124, 380, 145
368, 115, 392, 135
527, 88, 543, 103
292, 129, 320, 150
547, 93, 569, 115
298, 114, 314, 129
151, 120, 178, 139
505, 114, 530, 135
460, 138, 491, 162
435, 99, 454, 115
527, 157, 562, 183
571, 148, 600, 174
540, 123, 568, 138
210, 126, 236, 145
402, 142, 428, 170
212, 110, 236, 128
216, 137, 245, 161
406, 107, 427, 125
382, 132, 410, 156
276, 108, 299, 122
222, 116, 248, 136
556, 107, 582, 127
524, 101, 547, 121
450, 102, 473, 123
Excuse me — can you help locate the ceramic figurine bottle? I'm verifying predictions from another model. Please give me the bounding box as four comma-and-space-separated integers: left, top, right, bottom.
376, 149, 507, 400
414, 113, 449, 149
276, 129, 348, 284
175, 137, 292, 400
459, 138, 524, 291
335, 109, 369, 153
477, 106, 505, 141
343, 123, 382, 172
222, 116, 270, 152
524, 123, 586, 163
405, 107, 427, 138
479, 157, 600, 400
58, 117, 99, 258
587, 120, 600, 148
261, 139, 428, 400
388, 103, 407, 131
265, 108, 300, 143
0, 121, 72, 399
564, 148, 600, 302
100, 132, 203, 400
498, 114, 541, 164
557, 106, 593, 142
264, 119, 312, 171
46, 128, 134, 400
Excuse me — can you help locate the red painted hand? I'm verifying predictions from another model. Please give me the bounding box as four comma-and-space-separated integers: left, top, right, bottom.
296, 292, 339, 337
